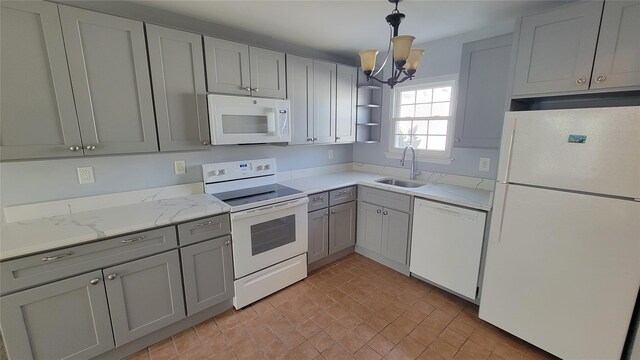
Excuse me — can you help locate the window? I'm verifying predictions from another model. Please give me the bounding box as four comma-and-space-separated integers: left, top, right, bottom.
388, 77, 456, 163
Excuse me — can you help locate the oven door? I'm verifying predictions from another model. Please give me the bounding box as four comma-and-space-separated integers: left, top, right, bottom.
230, 197, 308, 278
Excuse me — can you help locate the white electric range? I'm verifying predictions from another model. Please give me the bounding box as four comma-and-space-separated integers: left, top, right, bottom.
203, 159, 308, 309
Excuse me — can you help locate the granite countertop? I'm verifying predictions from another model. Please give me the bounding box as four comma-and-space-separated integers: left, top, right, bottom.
280, 171, 493, 211
0, 194, 230, 261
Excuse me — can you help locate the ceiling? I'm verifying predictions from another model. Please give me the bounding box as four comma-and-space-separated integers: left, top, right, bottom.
129, 0, 561, 59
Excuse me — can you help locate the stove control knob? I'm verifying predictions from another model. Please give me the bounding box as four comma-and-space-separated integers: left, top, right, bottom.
264, 164, 271, 170
257, 165, 264, 171
209, 170, 219, 176
218, 169, 226, 175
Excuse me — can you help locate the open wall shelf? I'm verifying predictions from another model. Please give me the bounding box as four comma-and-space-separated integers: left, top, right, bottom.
356, 69, 383, 144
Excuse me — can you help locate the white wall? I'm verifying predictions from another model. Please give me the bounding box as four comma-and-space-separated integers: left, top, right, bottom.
353, 22, 516, 180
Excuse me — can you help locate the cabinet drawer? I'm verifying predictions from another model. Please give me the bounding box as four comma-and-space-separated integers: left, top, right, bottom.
0, 226, 177, 295
177, 214, 230, 246
307, 192, 329, 212
329, 186, 356, 206
358, 186, 411, 213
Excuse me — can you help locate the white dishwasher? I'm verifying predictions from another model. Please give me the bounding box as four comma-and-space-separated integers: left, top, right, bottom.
410, 198, 487, 300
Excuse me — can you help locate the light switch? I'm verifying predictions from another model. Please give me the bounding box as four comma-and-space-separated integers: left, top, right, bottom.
479, 158, 491, 172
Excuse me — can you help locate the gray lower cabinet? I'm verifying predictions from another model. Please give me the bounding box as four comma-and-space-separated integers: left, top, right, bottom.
287, 55, 315, 145
0, 271, 114, 360
146, 24, 210, 151
204, 37, 285, 98
104, 250, 185, 346
356, 187, 411, 268
0, 1, 82, 161
590, 1, 640, 90
59, 5, 158, 155
181, 236, 234, 316
512, 1, 603, 96
455, 34, 512, 148
329, 201, 357, 254
314, 60, 337, 144
308, 209, 329, 264
335, 65, 358, 143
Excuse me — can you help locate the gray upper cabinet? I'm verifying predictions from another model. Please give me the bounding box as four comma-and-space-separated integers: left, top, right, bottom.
146, 24, 210, 151
204, 38, 286, 98
590, 1, 640, 90
308, 209, 329, 264
181, 236, 234, 316
0, 271, 114, 360
249, 47, 287, 98
335, 65, 358, 143
104, 250, 185, 346
512, 1, 603, 96
287, 55, 315, 144
455, 34, 512, 148
204, 37, 251, 96
329, 201, 356, 254
314, 60, 337, 144
0, 1, 82, 161
59, 5, 158, 155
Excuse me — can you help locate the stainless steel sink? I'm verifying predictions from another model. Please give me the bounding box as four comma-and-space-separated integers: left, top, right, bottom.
375, 178, 424, 188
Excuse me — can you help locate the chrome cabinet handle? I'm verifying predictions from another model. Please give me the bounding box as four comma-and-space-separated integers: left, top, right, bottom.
331, 210, 336, 214
252, 88, 259, 92
312, 195, 324, 201
324, 212, 329, 216
41, 252, 73, 262
224, 240, 231, 246
336, 137, 341, 141
121, 236, 145, 244
69, 145, 80, 151
107, 273, 117, 280
307, 138, 313, 142
203, 141, 209, 145
313, 137, 318, 141
242, 86, 251, 91
85, 145, 96, 150
195, 219, 214, 227
376, 209, 382, 214
90, 278, 100, 285
383, 211, 388, 215
595, 75, 606, 83
575, 77, 586, 85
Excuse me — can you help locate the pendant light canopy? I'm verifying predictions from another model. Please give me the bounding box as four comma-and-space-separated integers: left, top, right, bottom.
359, 0, 424, 88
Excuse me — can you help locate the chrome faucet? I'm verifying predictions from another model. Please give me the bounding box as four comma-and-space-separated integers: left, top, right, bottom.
401, 146, 420, 180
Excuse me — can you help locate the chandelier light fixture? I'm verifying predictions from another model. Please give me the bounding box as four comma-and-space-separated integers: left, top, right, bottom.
359, 0, 424, 88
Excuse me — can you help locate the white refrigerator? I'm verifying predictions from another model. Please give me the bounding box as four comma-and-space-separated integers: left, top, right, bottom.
479, 106, 640, 359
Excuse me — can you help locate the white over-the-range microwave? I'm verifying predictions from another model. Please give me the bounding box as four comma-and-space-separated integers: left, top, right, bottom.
207, 94, 291, 145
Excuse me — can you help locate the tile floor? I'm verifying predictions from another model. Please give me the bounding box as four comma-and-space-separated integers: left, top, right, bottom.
126, 253, 558, 360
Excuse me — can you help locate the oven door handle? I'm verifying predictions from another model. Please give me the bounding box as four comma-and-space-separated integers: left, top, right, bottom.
231, 197, 309, 221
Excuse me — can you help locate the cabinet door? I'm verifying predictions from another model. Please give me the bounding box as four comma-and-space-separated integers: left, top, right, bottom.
249, 46, 286, 99
147, 24, 210, 152
104, 251, 185, 346
329, 201, 356, 255
287, 55, 314, 144
512, 1, 603, 96
591, 1, 640, 90
204, 37, 251, 96
455, 34, 512, 148
313, 60, 337, 143
335, 65, 358, 143
59, 5, 158, 155
0, 1, 82, 160
356, 202, 383, 253
0, 271, 113, 360
308, 209, 329, 264
382, 208, 410, 265
181, 236, 234, 316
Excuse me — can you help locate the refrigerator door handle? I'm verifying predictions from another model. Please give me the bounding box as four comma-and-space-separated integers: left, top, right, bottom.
497, 114, 517, 183
492, 184, 509, 243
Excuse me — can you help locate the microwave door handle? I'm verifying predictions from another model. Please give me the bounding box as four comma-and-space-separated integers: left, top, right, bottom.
267, 109, 277, 135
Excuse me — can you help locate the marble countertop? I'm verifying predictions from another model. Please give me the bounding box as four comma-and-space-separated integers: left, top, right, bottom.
0, 194, 230, 261
280, 171, 493, 211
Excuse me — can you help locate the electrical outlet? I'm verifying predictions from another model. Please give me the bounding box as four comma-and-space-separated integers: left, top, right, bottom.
328, 149, 334, 160
77, 167, 95, 184
174, 160, 186, 175
479, 158, 491, 172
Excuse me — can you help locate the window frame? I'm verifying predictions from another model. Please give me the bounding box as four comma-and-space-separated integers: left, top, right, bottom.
386, 75, 457, 164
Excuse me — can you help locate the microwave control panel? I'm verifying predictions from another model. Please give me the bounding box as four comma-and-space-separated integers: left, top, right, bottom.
278, 110, 288, 135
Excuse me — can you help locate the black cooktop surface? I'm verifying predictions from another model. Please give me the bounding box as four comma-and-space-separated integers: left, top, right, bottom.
213, 184, 302, 207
